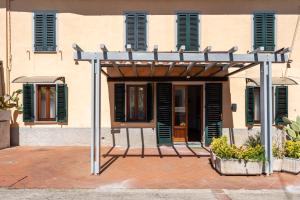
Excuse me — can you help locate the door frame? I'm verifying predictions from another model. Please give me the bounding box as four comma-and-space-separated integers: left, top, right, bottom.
172, 83, 204, 143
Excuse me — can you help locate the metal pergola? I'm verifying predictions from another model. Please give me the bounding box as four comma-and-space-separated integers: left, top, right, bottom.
73, 44, 290, 175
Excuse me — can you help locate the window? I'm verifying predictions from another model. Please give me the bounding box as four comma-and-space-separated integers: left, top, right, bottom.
246, 86, 287, 126
37, 85, 56, 121
127, 85, 147, 121
253, 13, 275, 51
34, 12, 56, 52
114, 83, 153, 122
177, 13, 199, 51
125, 13, 147, 51
23, 84, 67, 123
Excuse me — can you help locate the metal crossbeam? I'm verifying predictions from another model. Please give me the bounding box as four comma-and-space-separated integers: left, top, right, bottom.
74, 51, 288, 64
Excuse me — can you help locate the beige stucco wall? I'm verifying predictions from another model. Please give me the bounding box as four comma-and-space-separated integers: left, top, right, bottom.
0, 0, 299, 131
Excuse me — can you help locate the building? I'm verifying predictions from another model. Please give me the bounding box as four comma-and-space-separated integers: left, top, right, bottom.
0, 0, 299, 173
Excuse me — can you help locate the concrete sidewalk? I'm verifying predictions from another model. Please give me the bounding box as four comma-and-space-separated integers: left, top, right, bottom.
0, 188, 300, 200
0, 146, 300, 190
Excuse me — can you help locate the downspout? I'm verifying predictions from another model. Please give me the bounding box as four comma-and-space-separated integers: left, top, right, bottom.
5, 0, 12, 95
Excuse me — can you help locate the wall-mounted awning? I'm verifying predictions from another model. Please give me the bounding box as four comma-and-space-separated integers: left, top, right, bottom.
246, 77, 298, 86
12, 76, 65, 84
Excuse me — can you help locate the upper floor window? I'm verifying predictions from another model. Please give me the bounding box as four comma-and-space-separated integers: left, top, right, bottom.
177, 13, 199, 51
125, 13, 147, 51
253, 13, 275, 51
34, 12, 57, 52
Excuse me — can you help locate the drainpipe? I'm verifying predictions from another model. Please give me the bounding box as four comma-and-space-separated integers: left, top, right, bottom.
5, 0, 12, 95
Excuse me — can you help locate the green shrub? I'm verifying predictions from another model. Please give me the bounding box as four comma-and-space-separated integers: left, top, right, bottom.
273, 145, 284, 159
211, 136, 264, 161
285, 140, 300, 159
244, 134, 261, 148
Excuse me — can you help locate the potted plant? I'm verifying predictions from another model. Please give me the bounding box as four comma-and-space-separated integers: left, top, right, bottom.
210, 136, 264, 175
0, 89, 22, 150
281, 116, 300, 174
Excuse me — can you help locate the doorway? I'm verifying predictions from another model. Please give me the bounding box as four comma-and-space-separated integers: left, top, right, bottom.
173, 85, 202, 143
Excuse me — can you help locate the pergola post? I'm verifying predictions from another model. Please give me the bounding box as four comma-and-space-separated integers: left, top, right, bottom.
91, 59, 101, 175
260, 59, 273, 175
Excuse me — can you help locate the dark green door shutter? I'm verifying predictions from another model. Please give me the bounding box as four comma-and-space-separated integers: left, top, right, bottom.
245, 86, 255, 126
146, 83, 153, 122
56, 84, 68, 123
156, 83, 172, 145
275, 86, 288, 125
114, 84, 125, 122
23, 84, 34, 122
254, 13, 275, 51
205, 83, 222, 146
177, 13, 199, 51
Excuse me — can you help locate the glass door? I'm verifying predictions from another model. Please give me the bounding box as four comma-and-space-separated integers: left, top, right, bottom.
173, 86, 187, 142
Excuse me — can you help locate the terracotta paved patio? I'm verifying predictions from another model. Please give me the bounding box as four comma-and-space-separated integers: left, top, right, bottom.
0, 146, 299, 189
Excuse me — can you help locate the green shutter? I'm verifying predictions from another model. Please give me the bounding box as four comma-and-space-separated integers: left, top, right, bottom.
275, 86, 288, 125
114, 83, 125, 122
265, 13, 275, 51
126, 14, 136, 49
136, 14, 147, 51
56, 84, 68, 123
177, 14, 187, 50
254, 13, 275, 51
177, 13, 199, 51
146, 83, 153, 122
23, 84, 34, 122
245, 86, 255, 126
34, 12, 56, 52
205, 83, 222, 146
34, 13, 45, 51
45, 13, 56, 51
126, 13, 147, 51
189, 14, 199, 51
156, 83, 172, 145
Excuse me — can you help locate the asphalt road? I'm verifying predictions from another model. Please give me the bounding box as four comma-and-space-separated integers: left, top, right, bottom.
1, 188, 300, 200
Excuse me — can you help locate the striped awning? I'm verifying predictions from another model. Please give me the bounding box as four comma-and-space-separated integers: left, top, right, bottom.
12, 76, 65, 84
246, 77, 298, 86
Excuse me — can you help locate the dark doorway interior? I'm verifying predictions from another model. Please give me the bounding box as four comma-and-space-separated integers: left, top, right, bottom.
188, 85, 202, 142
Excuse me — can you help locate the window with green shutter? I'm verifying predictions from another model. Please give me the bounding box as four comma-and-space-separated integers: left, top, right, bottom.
34, 12, 56, 52
275, 86, 288, 125
23, 84, 35, 122
253, 13, 275, 51
22, 84, 68, 123
177, 13, 199, 51
125, 13, 147, 51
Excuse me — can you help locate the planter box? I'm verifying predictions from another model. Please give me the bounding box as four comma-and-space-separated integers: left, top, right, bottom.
0, 110, 11, 150
282, 157, 300, 174
210, 149, 216, 168
273, 158, 283, 172
212, 153, 263, 175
